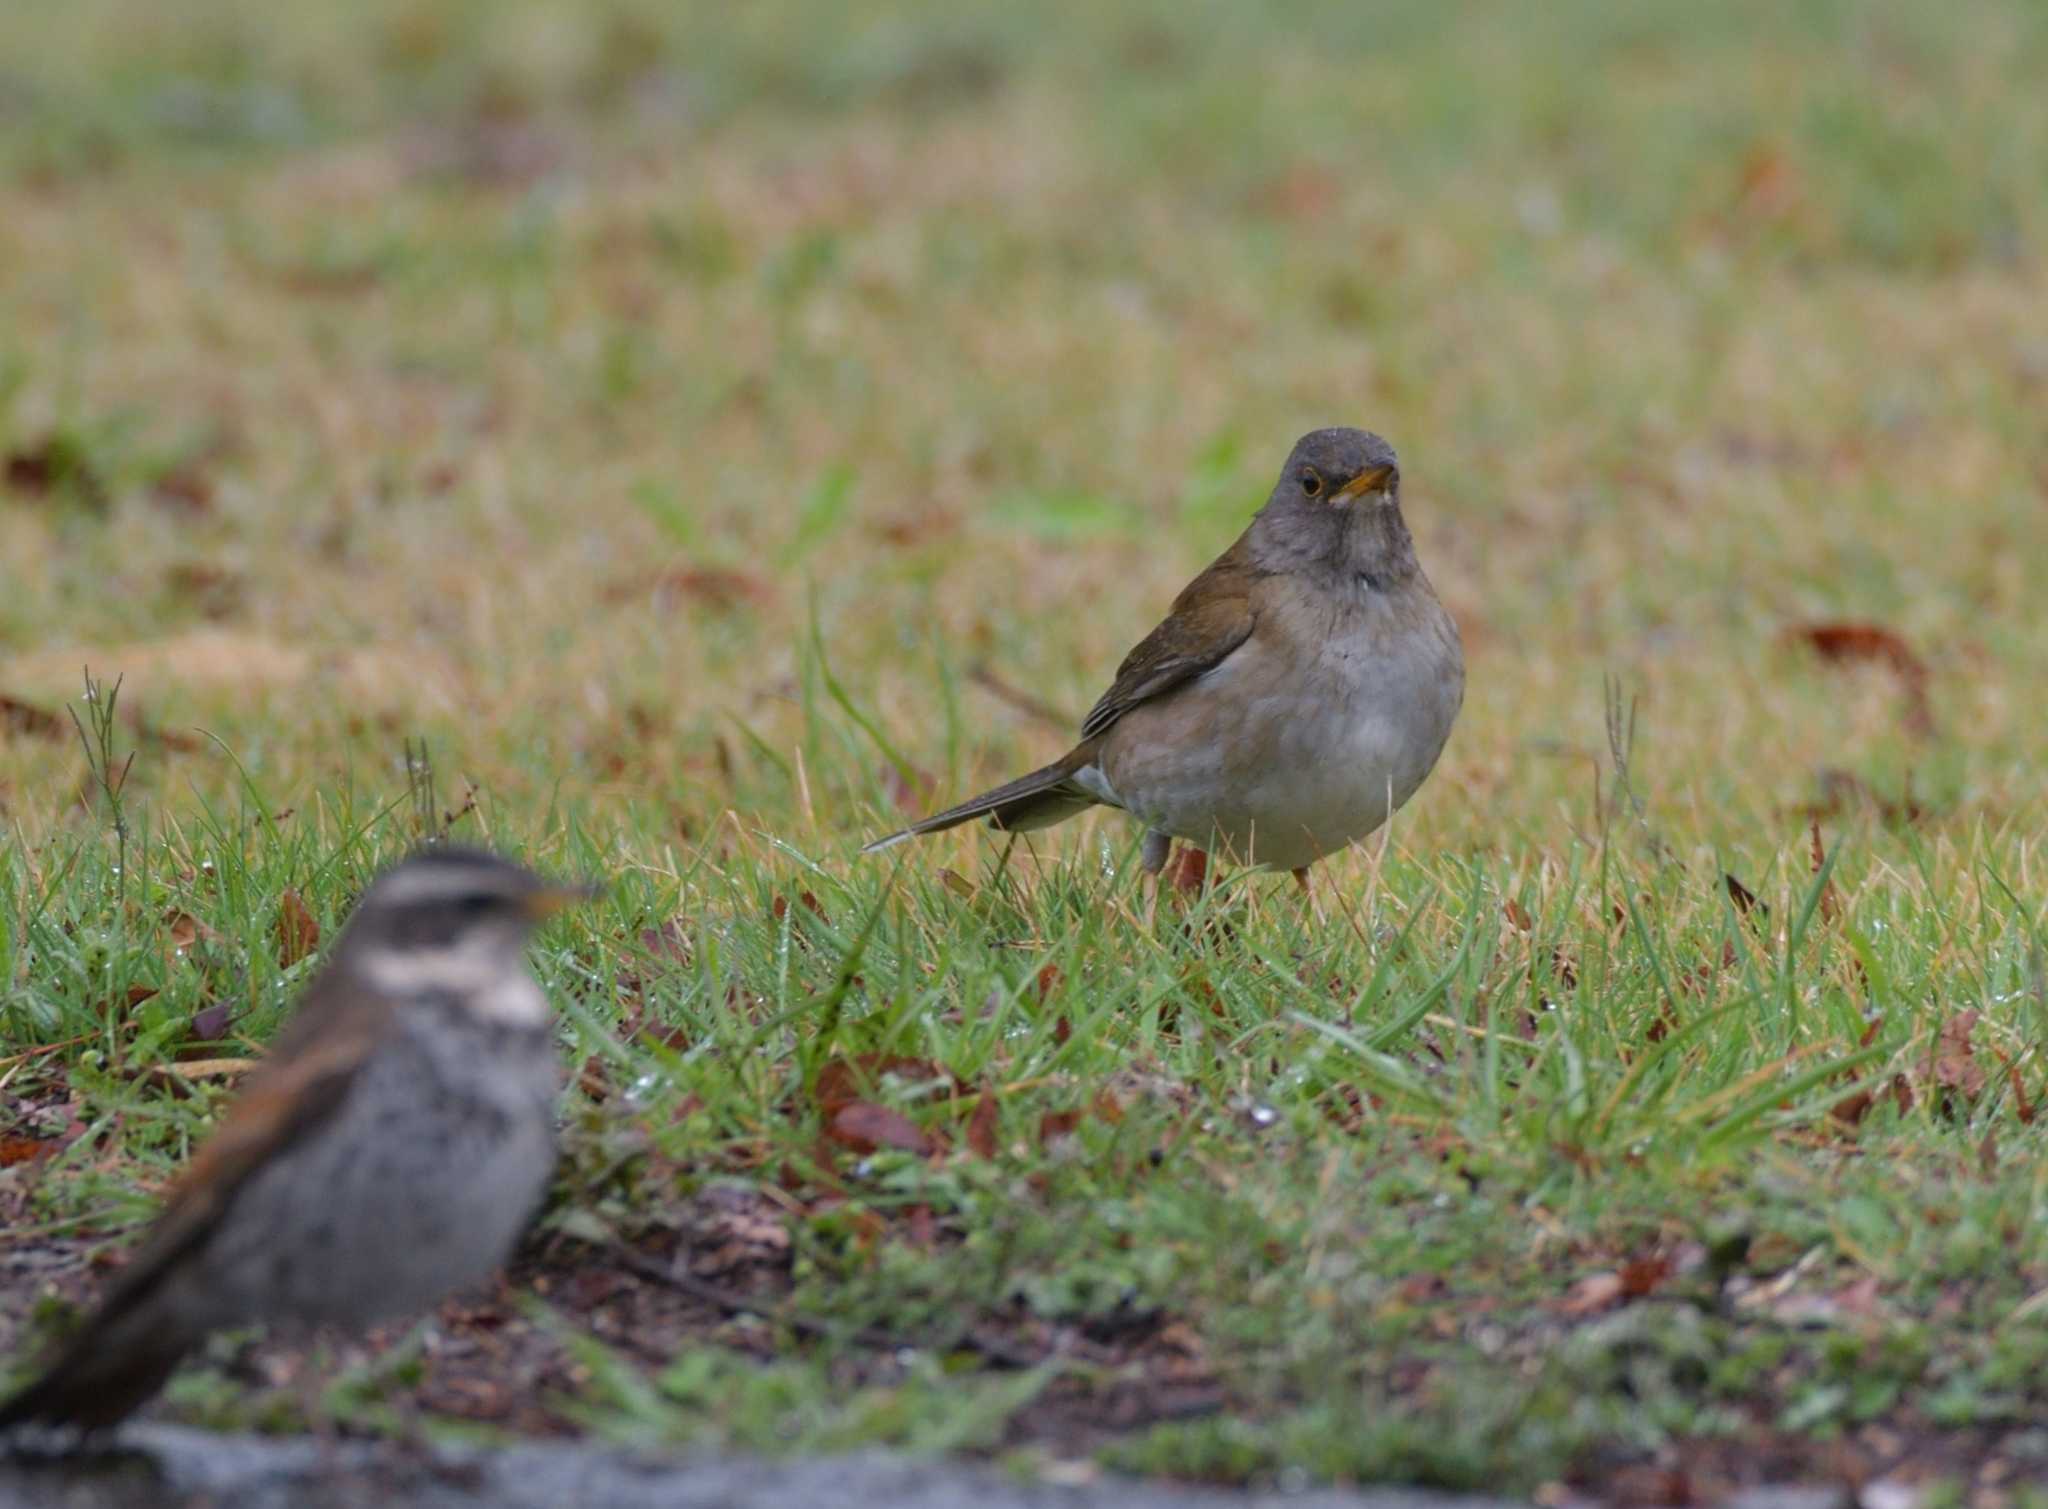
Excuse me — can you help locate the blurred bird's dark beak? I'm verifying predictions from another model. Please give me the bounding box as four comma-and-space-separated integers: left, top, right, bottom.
1335, 464, 1398, 503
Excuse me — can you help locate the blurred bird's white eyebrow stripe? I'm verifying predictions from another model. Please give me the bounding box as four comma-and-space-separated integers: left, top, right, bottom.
370, 865, 515, 905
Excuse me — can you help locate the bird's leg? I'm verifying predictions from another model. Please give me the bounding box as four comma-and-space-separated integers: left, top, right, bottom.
1291, 867, 1327, 926
1139, 830, 1171, 928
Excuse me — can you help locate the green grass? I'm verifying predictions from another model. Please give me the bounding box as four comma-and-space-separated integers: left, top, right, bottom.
2, 0, 2047, 1496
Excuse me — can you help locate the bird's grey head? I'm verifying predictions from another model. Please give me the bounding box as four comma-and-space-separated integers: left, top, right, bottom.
1251, 427, 1413, 580
339, 848, 593, 1012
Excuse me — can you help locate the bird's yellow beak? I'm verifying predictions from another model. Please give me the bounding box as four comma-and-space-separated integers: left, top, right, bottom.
1334, 463, 1398, 503
522, 883, 601, 921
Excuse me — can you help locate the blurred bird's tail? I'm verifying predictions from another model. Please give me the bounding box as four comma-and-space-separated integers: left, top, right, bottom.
0, 1309, 192, 1436
861, 754, 1102, 852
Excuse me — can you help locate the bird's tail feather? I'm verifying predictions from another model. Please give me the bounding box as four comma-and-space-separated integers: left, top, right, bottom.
0, 1308, 191, 1434
862, 758, 1099, 852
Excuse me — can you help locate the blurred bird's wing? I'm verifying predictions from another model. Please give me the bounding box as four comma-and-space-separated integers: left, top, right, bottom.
105, 968, 398, 1313
1078, 535, 1261, 741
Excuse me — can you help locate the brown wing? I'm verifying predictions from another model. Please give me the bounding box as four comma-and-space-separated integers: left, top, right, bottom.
1078, 535, 1262, 741
93, 966, 397, 1321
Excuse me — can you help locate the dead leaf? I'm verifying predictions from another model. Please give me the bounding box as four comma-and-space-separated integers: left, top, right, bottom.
1038, 1108, 1082, 1146
1092, 1087, 1125, 1126
828, 1100, 934, 1155
936, 868, 975, 900
150, 465, 216, 516
1550, 947, 1580, 991
1035, 963, 1062, 1001
0, 693, 67, 741
3, 435, 106, 508
275, 888, 320, 967
604, 565, 773, 613
1559, 1270, 1626, 1318
1808, 821, 1840, 924
1978, 1127, 1999, 1177
1724, 873, 1764, 917
813, 1054, 950, 1118
638, 918, 693, 970
0, 1136, 53, 1168
772, 890, 830, 926
189, 1002, 234, 1042
1933, 1010, 1986, 1109
965, 1090, 1000, 1159
145, 1057, 258, 1095
1736, 141, 1803, 219
2002, 1055, 2036, 1125
1618, 1251, 1676, 1298
1786, 620, 1934, 737
1503, 898, 1534, 933
1831, 1087, 1877, 1128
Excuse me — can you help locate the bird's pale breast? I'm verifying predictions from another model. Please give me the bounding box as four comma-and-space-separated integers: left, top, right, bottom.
1096, 579, 1462, 871
177, 998, 559, 1333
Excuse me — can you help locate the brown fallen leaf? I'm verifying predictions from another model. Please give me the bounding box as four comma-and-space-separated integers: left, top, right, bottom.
1786, 620, 1934, 737
1933, 1009, 1986, 1111
1736, 140, 1803, 219
604, 565, 773, 613
638, 918, 694, 970
189, 1002, 235, 1042
276, 888, 320, 967
1999, 1052, 2036, 1125
813, 1054, 950, 1119
4, 435, 107, 508
0, 693, 68, 741
0, 1136, 54, 1168
1808, 821, 1841, 924
145, 1057, 259, 1095
1038, 1108, 1083, 1146
828, 1100, 934, 1155
1559, 1270, 1626, 1318
1502, 898, 1534, 933
1724, 872, 1764, 917
965, 1089, 1000, 1159
1618, 1251, 1676, 1299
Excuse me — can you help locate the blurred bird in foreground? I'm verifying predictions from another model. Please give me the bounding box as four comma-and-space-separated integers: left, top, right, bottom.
866, 428, 1464, 887
0, 848, 592, 1437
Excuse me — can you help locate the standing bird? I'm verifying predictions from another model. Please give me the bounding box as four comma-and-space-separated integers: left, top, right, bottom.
866, 428, 1464, 883
0, 848, 592, 1436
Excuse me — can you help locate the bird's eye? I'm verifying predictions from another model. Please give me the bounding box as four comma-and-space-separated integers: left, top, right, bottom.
458, 893, 497, 915
1300, 471, 1323, 497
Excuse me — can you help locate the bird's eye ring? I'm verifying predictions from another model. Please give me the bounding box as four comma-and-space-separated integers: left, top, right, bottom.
1300, 471, 1323, 497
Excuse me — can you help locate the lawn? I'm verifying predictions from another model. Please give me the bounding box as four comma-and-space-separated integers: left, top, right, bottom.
2, 0, 2047, 1500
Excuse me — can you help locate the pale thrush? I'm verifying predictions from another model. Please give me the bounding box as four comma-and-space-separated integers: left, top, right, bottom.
866, 428, 1464, 880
